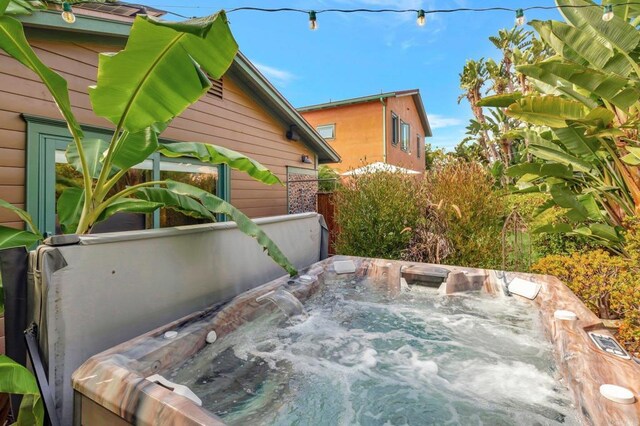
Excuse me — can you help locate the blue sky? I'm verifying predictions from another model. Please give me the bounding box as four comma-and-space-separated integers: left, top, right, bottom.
144, 1, 563, 150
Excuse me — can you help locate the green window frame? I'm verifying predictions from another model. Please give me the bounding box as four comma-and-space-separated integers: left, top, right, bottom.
24, 115, 230, 236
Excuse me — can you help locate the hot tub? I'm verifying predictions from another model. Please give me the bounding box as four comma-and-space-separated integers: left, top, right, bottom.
72, 256, 640, 425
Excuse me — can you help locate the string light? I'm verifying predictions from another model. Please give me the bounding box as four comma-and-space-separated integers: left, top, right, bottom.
515, 8, 526, 26
416, 9, 426, 27
309, 10, 318, 30
61, 1, 76, 24
64, 2, 640, 24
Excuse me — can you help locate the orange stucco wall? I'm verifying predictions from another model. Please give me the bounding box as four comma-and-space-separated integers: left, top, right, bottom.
301, 101, 383, 173
385, 96, 426, 172
300, 96, 427, 173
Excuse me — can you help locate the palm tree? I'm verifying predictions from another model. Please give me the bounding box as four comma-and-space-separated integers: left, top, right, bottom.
458, 59, 498, 162
489, 28, 531, 93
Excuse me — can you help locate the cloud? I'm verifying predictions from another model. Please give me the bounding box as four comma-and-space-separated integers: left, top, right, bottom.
428, 114, 465, 129
253, 62, 296, 85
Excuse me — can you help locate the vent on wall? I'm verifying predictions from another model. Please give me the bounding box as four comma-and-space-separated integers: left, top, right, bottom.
207, 78, 224, 100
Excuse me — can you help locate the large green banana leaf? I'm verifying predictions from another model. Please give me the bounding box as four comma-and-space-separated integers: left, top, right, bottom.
96, 198, 164, 222
164, 180, 298, 276
530, 20, 589, 66
621, 146, 640, 166
528, 142, 596, 174
158, 142, 282, 185
0, 15, 82, 138
66, 139, 111, 179
517, 63, 597, 108
519, 60, 640, 109
553, 125, 601, 161
1, 0, 45, 16
0, 200, 41, 248
57, 188, 84, 234
0, 227, 40, 249
90, 13, 238, 133
110, 128, 159, 170
506, 96, 588, 128
507, 162, 573, 179
530, 20, 633, 77
0, 199, 39, 234
476, 93, 523, 108
557, 0, 640, 54
0, 355, 43, 426
135, 187, 215, 221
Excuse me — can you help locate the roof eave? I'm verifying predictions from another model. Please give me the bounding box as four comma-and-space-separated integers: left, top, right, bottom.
230, 53, 341, 164
19, 11, 341, 164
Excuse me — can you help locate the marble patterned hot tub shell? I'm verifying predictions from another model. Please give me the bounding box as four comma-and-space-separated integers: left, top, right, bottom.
72, 256, 640, 425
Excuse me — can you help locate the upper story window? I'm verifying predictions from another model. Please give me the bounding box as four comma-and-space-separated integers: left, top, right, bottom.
416, 134, 421, 158
317, 124, 335, 139
391, 112, 399, 146
401, 121, 410, 151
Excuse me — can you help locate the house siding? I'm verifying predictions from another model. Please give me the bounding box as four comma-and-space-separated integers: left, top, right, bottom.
385, 96, 426, 173
0, 33, 316, 228
300, 101, 383, 173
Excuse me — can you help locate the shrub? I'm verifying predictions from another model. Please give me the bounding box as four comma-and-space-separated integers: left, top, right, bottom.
318, 165, 340, 193
532, 248, 640, 356
532, 250, 630, 320
333, 170, 424, 259
401, 206, 452, 264
423, 161, 506, 269
507, 193, 598, 261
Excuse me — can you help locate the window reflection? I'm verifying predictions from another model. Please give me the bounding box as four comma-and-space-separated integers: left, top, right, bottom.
159, 162, 218, 228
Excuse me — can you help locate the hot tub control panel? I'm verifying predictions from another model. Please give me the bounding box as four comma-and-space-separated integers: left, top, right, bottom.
588, 332, 631, 360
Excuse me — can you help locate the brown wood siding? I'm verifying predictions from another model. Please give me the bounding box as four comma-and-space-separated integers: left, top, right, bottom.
0, 34, 316, 229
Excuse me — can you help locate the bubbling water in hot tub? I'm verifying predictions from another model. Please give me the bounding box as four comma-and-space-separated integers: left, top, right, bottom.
169, 277, 580, 426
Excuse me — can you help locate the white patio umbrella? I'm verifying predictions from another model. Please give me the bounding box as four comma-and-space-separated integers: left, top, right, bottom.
341, 162, 421, 176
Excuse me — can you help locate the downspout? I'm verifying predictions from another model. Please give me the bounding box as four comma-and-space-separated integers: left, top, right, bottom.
380, 97, 387, 163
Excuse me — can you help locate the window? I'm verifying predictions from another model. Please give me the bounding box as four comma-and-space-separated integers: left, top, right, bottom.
401, 121, 410, 151
25, 117, 228, 236
416, 135, 421, 158
159, 161, 219, 227
316, 124, 335, 139
391, 113, 399, 146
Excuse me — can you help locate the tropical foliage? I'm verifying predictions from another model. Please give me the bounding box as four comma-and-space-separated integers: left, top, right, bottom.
0, 4, 297, 275
462, 0, 640, 252
0, 355, 43, 426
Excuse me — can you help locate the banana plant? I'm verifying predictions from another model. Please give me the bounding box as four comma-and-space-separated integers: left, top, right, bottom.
0, 5, 298, 275
0, 355, 43, 426
479, 0, 640, 252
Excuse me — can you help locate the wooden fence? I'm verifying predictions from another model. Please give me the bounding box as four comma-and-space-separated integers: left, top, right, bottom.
317, 192, 337, 255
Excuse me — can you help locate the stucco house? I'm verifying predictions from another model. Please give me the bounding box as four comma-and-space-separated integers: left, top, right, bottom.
299, 90, 432, 173
0, 3, 340, 235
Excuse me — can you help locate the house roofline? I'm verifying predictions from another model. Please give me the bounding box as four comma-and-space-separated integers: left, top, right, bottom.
18, 9, 341, 163
299, 90, 432, 137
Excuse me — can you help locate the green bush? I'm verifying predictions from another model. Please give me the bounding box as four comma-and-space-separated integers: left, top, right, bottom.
318, 165, 340, 193
532, 246, 640, 356
507, 193, 598, 261
334, 170, 424, 259
423, 161, 506, 269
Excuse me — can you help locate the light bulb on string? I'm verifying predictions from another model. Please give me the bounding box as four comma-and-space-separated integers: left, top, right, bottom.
417, 9, 426, 27
61, 2, 76, 24
603, 5, 614, 21
515, 8, 525, 26
309, 11, 318, 30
